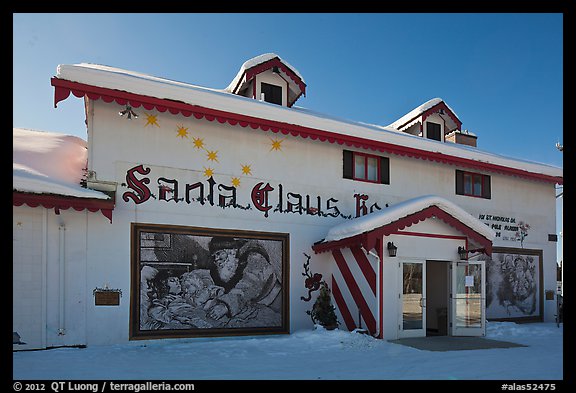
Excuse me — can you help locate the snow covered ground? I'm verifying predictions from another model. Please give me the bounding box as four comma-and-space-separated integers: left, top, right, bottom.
13, 321, 563, 381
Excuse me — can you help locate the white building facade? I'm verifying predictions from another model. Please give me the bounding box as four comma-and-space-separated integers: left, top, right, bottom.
13, 54, 562, 349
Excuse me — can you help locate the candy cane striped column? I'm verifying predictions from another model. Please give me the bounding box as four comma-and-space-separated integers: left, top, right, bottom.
330, 245, 378, 336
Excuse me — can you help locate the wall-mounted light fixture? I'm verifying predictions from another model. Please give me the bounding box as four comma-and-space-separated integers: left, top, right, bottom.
119, 105, 138, 120
272, 66, 281, 74
458, 246, 468, 260
387, 242, 397, 257
458, 246, 486, 260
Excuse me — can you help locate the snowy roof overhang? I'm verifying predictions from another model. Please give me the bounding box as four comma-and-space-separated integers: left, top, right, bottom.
13, 128, 114, 222
225, 53, 306, 107
51, 64, 562, 185
312, 195, 496, 255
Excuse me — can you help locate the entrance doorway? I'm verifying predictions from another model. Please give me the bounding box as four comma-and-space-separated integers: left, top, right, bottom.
399, 259, 486, 338
426, 261, 449, 336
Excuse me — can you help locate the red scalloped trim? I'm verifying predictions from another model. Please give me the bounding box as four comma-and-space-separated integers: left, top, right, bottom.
50, 78, 562, 185
312, 205, 492, 254
13, 192, 114, 223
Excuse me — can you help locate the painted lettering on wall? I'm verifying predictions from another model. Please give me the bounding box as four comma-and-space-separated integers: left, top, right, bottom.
123, 164, 152, 204
478, 213, 530, 243
354, 193, 382, 218
121, 165, 384, 220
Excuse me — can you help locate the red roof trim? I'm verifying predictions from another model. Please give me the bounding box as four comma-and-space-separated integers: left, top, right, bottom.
312, 205, 492, 255
51, 78, 562, 185
13, 191, 115, 223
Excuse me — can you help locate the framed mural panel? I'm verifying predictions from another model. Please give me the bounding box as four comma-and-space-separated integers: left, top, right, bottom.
481, 247, 543, 322
130, 223, 290, 339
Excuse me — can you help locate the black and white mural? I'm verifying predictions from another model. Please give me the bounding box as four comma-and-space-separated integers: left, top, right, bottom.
482, 247, 542, 321
130, 223, 289, 339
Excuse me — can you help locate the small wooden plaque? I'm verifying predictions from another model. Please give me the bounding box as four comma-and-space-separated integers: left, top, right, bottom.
95, 291, 120, 306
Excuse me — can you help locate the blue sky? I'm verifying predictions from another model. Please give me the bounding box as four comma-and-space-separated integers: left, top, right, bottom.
13, 13, 563, 168
12, 13, 564, 260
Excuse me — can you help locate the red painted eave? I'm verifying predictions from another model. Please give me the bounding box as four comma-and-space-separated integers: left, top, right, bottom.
13, 191, 115, 223
51, 78, 562, 185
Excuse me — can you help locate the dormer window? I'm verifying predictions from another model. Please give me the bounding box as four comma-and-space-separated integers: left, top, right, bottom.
225, 53, 306, 108
261, 82, 283, 105
426, 122, 442, 141
387, 98, 476, 146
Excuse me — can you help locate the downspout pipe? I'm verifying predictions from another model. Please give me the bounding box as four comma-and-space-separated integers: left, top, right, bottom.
58, 222, 66, 336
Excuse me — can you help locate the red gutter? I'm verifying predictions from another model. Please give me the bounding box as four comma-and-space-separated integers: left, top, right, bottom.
13, 191, 114, 223
51, 78, 562, 185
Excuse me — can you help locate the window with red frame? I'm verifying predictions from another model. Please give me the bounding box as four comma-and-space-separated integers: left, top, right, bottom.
456, 169, 491, 199
343, 150, 390, 184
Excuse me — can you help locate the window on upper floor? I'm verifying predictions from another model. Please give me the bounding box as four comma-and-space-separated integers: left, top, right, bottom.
343, 150, 390, 184
456, 169, 491, 199
261, 82, 283, 105
426, 122, 442, 141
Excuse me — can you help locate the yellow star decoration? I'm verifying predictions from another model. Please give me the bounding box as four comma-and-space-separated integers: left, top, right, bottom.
193, 137, 205, 150
144, 113, 160, 127
231, 177, 241, 188
241, 164, 252, 176
176, 125, 189, 138
269, 137, 284, 152
203, 167, 214, 178
206, 150, 219, 162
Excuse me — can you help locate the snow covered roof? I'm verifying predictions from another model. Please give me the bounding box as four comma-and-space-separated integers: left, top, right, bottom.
324, 195, 495, 243
13, 128, 109, 199
13, 128, 114, 222
52, 62, 562, 184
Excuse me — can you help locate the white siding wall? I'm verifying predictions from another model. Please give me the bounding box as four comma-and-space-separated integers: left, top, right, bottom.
13, 206, 45, 350
72, 99, 559, 344
13, 206, 90, 349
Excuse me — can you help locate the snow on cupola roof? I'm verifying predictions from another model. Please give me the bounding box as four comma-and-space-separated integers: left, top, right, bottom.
225, 53, 306, 107
388, 98, 462, 133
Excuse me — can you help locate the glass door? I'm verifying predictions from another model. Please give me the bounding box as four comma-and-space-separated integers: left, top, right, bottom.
451, 260, 486, 336
399, 260, 426, 338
